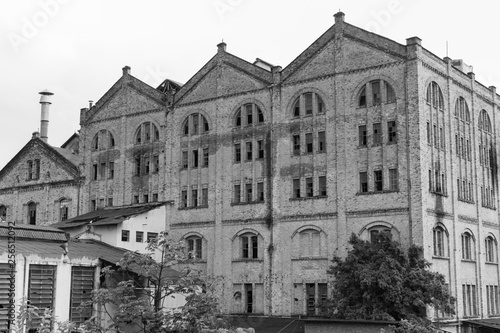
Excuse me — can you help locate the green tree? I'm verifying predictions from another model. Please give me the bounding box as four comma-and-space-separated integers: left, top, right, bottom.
321, 233, 454, 331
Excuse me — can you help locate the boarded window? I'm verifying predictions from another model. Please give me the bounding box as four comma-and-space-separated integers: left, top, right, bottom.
0, 263, 11, 331
70, 266, 95, 323
28, 265, 56, 327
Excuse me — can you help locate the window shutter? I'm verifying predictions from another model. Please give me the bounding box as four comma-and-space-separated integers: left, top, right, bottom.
28, 265, 56, 327
70, 266, 95, 323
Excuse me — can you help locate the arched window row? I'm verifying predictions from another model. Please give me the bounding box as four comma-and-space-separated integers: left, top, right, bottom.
92, 129, 115, 150
433, 225, 449, 257
183, 113, 209, 136
135, 122, 160, 144
455, 97, 470, 122
485, 235, 497, 263
293, 92, 325, 117
478, 110, 492, 134
426, 81, 444, 110
462, 231, 475, 260
235, 103, 264, 127
358, 80, 396, 108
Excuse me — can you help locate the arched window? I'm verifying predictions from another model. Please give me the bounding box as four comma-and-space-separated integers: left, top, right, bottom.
485, 236, 497, 263
135, 122, 160, 144
358, 80, 396, 107
455, 97, 470, 122
28, 202, 37, 225
59, 199, 69, 222
234, 103, 265, 127
426, 81, 444, 109
433, 225, 448, 257
299, 229, 320, 257
186, 235, 203, 259
240, 233, 258, 259
292, 92, 324, 117
462, 231, 475, 260
0, 205, 6, 222
369, 226, 391, 243
182, 113, 209, 136
92, 130, 116, 150
479, 110, 492, 134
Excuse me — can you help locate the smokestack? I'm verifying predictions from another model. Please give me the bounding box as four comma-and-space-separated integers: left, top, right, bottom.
39, 89, 54, 143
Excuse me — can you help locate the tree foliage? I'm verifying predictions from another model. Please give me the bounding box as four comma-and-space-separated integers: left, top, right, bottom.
16, 232, 230, 333
321, 232, 455, 330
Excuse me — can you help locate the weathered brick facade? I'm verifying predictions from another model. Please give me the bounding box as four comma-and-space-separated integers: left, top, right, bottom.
1, 12, 499, 329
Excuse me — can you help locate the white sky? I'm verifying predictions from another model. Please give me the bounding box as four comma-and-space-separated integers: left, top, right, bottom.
1, 0, 499, 170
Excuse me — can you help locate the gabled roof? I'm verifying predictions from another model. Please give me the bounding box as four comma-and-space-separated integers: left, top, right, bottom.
60, 132, 80, 149
156, 78, 183, 94
280, 14, 407, 82
53, 202, 167, 229
83, 70, 167, 124
0, 222, 67, 241
173, 43, 274, 105
0, 136, 81, 183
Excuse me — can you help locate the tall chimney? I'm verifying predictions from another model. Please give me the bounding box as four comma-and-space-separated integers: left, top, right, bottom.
39, 89, 53, 143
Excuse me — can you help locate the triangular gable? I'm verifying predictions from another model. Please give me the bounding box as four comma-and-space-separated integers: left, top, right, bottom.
281, 19, 407, 84
174, 47, 273, 105
0, 137, 80, 188
83, 73, 166, 124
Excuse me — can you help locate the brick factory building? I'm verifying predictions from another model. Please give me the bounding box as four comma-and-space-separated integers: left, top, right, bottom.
1, 12, 499, 331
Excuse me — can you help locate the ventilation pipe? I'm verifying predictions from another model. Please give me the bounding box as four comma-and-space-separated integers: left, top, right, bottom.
39, 89, 54, 143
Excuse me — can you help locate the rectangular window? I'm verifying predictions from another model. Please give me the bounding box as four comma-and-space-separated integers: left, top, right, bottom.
374, 170, 383, 191
246, 183, 252, 202
34, 159, 40, 179
107, 197, 113, 207
181, 190, 187, 208
234, 184, 241, 203
318, 131, 325, 153
319, 176, 327, 196
70, 266, 95, 324
134, 195, 139, 204
143, 194, 149, 203
182, 151, 188, 169
144, 122, 151, 142
27, 160, 33, 180
486, 285, 499, 315
389, 168, 398, 191
242, 236, 258, 259
305, 93, 313, 115
153, 155, 159, 173
245, 284, 253, 313
293, 178, 301, 198
306, 133, 313, 153
100, 162, 106, 178
257, 182, 264, 202
135, 156, 141, 175
373, 123, 382, 145
372, 81, 381, 105
144, 155, 150, 174
246, 141, 253, 161
121, 230, 129, 242
192, 149, 199, 168
99, 198, 104, 209
91, 199, 96, 211
235, 143, 241, 162
293, 135, 301, 156
147, 232, 158, 242
461, 137, 465, 158
93, 164, 98, 180
427, 122, 431, 144
433, 125, 438, 148
136, 231, 143, 242
257, 140, 264, 159
152, 193, 158, 202
109, 162, 114, 179
359, 125, 367, 146
191, 189, 198, 207
28, 265, 56, 327
456, 134, 460, 155
246, 104, 253, 125
388, 121, 397, 143
192, 114, 199, 135
386, 82, 396, 103
440, 127, 444, 149
463, 284, 478, 317
202, 188, 208, 206
467, 140, 471, 160
203, 148, 209, 167
360, 172, 368, 193
306, 177, 313, 197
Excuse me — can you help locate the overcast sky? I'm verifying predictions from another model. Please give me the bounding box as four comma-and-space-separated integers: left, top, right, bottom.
1, 0, 499, 170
